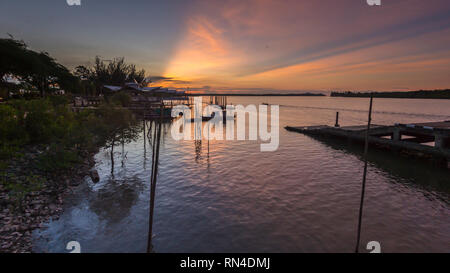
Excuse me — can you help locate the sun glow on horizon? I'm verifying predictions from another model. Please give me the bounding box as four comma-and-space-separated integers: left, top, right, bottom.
160, 0, 450, 92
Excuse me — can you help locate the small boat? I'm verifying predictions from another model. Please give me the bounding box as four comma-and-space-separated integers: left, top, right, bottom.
188, 110, 237, 123
190, 112, 216, 122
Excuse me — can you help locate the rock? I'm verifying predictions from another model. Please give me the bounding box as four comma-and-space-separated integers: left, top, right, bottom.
69, 179, 81, 187
0, 146, 100, 253
2, 242, 13, 249
89, 170, 100, 183
31, 200, 42, 205
48, 204, 57, 213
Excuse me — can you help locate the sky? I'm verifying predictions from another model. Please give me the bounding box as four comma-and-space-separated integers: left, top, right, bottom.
1, 0, 450, 93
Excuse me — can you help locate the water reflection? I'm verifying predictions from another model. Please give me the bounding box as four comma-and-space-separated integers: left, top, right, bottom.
303, 134, 450, 199
88, 176, 144, 224
33, 97, 450, 253
195, 140, 202, 162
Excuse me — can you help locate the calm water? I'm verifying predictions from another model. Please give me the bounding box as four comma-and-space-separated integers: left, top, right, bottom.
33, 97, 450, 253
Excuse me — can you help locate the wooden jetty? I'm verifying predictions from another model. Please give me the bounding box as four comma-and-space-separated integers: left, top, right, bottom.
286, 121, 450, 168
71, 94, 184, 120
189, 109, 236, 123
127, 99, 172, 119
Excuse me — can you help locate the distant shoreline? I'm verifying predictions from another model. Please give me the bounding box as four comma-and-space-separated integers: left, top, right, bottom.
184, 89, 450, 99
330, 89, 450, 99
185, 93, 326, 97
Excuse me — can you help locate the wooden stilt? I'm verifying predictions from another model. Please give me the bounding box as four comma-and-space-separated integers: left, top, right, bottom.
147, 104, 164, 253
355, 95, 373, 253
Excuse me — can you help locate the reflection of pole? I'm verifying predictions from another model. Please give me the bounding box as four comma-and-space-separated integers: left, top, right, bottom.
143, 119, 147, 165
147, 103, 163, 253
110, 142, 114, 174
148, 121, 152, 139
355, 95, 373, 253
208, 122, 210, 156
207, 121, 210, 170
121, 130, 125, 167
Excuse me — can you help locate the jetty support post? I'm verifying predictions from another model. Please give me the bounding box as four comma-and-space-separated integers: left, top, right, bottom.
147, 104, 164, 253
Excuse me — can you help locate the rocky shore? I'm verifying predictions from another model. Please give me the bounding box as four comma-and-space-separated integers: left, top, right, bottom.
0, 146, 98, 253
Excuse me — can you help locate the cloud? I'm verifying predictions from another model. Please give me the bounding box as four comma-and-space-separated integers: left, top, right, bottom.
162, 0, 450, 91
146, 76, 192, 88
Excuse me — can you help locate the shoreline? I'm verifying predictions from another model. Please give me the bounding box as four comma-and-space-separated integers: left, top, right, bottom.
0, 146, 98, 253
184, 93, 326, 97
331, 89, 450, 100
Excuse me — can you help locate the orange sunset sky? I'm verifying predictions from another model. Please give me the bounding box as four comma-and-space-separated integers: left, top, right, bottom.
1, 0, 450, 93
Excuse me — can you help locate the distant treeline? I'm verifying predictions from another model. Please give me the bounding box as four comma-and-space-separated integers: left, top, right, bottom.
330, 89, 450, 99
187, 93, 326, 96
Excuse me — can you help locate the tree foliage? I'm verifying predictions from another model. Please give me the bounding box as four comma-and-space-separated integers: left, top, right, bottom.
1, 37, 147, 98
0, 37, 79, 96
75, 57, 146, 94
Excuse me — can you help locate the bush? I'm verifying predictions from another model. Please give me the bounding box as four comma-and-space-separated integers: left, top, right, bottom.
0, 88, 8, 99
111, 91, 131, 107
1, 174, 46, 210
5, 97, 78, 145
0, 97, 138, 180
48, 95, 71, 107
0, 104, 26, 144
36, 144, 81, 172
22, 100, 55, 144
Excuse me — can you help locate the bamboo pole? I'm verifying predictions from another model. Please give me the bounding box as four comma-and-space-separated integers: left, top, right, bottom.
335, 112, 340, 127
355, 95, 373, 253
147, 103, 164, 253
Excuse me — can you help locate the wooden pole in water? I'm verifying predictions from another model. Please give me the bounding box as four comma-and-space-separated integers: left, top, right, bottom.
147, 120, 157, 252
335, 112, 340, 127
147, 103, 164, 253
208, 120, 210, 155
355, 95, 373, 253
